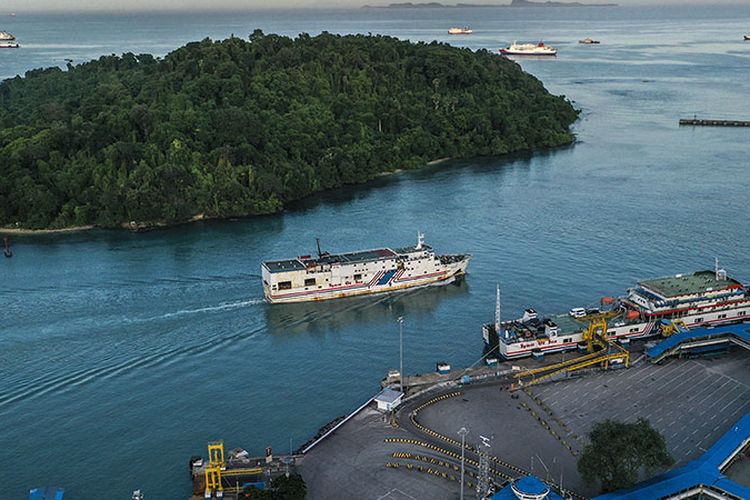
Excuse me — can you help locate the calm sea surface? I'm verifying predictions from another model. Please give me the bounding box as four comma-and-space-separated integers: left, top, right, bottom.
2, 5, 750, 498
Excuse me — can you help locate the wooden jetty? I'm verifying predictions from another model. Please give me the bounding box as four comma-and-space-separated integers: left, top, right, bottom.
680, 118, 750, 127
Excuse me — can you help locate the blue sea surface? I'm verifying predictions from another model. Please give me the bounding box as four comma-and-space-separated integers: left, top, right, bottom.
1, 5, 750, 498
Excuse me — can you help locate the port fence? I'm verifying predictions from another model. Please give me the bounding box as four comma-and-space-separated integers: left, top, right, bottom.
300, 396, 376, 454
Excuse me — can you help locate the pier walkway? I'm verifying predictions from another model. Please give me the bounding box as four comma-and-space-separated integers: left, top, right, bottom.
679, 118, 750, 127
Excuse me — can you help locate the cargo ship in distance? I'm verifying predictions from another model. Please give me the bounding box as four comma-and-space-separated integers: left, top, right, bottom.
261, 233, 470, 303
484, 262, 750, 359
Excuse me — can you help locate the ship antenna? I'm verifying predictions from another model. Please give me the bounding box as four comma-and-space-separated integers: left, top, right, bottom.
495, 284, 502, 336
715, 257, 719, 281
316, 237, 322, 259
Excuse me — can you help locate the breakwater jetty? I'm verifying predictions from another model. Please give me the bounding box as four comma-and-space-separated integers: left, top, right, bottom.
679, 117, 750, 127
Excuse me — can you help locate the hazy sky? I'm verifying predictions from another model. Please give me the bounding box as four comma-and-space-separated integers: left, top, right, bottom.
3, 0, 747, 12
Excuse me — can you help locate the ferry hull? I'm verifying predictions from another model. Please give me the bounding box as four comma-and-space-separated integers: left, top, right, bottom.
265, 256, 470, 304
487, 308, 750, 360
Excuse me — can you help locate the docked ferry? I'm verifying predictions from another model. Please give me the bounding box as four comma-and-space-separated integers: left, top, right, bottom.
261, 233, 471, 304
0, 31, 19, 48
484, 264, 750, 359
500, 41, 557, 56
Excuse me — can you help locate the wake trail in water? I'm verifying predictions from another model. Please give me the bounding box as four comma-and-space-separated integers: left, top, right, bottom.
139, 298, 264, 321
0, 299, 266, 410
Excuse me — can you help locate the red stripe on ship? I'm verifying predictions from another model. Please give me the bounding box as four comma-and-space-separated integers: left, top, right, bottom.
394, 270, 447, 283
502, 310, 749, 358
271, 271, 384, 299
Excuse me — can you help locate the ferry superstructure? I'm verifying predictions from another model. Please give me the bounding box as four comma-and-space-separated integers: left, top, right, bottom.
500, 41, 557, 57
484, 263, 750, 359
261, 233, 470, 304
0, 31, 19, 48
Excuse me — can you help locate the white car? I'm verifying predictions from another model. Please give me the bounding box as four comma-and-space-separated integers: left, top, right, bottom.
569, 307, 587, 318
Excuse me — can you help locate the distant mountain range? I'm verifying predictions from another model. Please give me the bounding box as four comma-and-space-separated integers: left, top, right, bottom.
363, 0, 617, 8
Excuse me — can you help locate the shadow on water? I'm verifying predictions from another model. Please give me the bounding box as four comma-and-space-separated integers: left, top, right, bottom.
264, 277, 470, 337
285, 147, 573, 215
5, 215, 286, 253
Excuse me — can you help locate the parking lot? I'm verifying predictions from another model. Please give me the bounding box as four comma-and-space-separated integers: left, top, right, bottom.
531, 351, 750, 463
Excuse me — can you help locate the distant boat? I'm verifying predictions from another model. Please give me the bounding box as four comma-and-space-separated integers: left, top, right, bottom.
744, 35, 750, 41
0, 30, 19, 48
579, 37, 601, 44
500, 41, 557, 56
448, 27, 473, 35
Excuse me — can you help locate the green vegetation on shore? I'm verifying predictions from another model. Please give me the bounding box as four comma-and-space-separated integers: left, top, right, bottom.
0, 31, 577, 230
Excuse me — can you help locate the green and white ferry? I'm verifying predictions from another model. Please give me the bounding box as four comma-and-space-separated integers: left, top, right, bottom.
484, 262, 750, 359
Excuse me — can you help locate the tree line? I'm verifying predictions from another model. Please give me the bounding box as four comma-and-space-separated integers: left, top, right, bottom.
0, 30, 578, 229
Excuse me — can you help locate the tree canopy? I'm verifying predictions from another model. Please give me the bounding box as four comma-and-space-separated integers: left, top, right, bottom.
578, 418, 674, 493
0, 31, 577, 230
240, 473, 306, 499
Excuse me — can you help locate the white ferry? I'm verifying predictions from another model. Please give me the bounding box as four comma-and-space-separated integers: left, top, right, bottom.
0, 31, 19, 48
261, 233, 471, 304
448, 27, 473, 35
500, 41, 557, 57
484, 263, 750, 359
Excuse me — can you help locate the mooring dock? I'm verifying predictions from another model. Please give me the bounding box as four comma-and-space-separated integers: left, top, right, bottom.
679, 118, 750, 127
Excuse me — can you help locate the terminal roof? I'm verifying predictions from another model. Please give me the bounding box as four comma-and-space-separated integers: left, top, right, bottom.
595, 409, 750, 500
490, 476, 562, 500
375, 388, 404, 404
640, 270, 742, 298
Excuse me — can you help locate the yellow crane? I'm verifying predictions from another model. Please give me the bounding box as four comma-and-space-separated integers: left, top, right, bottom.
202, 440, 265, 498
514, 312, 629, 388
204, 441, 225, 498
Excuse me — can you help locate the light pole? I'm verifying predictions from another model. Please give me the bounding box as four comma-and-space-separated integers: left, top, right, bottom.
397, 316, 404, 393
458, 427, 469, 500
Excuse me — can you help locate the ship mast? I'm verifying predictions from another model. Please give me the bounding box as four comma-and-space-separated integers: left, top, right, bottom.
495, 284, 502, 335
416, 231, 425, 250
316, 237, 322, 259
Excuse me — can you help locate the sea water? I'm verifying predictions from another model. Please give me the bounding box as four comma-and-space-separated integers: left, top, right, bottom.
1, 5, 750, 498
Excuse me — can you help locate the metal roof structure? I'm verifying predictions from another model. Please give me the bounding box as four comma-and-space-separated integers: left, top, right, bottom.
28, 488, 64, 500
490, 475, 564, 500
374, 387, 404, 405
646, 322, 750, 362
595, 409, 750, 500
263, 248, 399, 273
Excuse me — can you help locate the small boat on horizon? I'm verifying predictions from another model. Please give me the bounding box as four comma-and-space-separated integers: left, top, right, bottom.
579, 37, 601, 44
0, 30, 19, 48
500, 41, 557, 57
448, 27, 473, 35
744, 35, 750, 41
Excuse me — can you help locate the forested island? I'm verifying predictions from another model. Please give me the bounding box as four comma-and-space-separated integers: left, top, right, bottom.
0, 32, 577, 231
364, 0, 617, 8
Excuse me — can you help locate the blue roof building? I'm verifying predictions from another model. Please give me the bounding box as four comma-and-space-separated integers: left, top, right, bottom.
28, 487, 64, 500
595, 410, 750, 499
491, 475, 564, 500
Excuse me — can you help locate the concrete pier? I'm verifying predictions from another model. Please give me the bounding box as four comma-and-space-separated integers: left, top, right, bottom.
679, 118, 750, 127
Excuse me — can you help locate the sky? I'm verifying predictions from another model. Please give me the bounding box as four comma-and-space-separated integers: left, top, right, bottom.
2, 0, 747, 12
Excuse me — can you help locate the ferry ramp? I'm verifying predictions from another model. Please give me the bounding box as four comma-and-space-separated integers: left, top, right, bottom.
647, 322, 750, 364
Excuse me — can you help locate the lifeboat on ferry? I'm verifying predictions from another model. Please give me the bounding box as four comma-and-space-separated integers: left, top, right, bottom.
601, 296, 616, 306
626, 310, 640, 320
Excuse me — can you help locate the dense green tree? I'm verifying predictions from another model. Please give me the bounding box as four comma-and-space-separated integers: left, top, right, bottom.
578, 418, 674, 493
0, 32, 578, 230
239, 473, 306, 499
